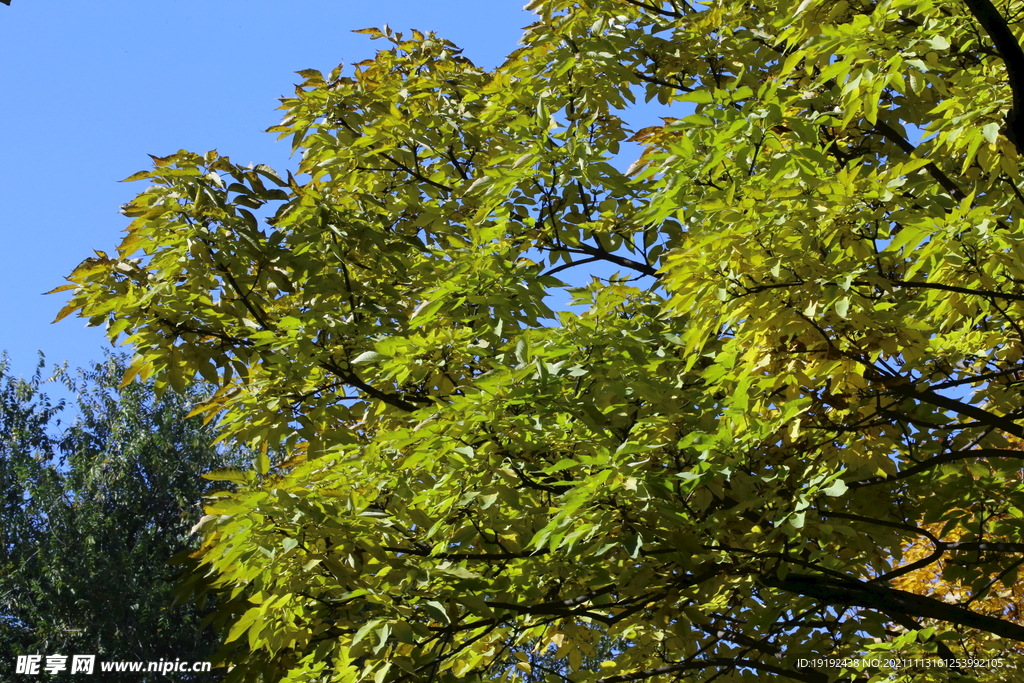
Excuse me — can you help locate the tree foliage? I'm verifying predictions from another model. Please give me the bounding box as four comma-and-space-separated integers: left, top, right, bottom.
886, 441, 1024, 680
0, 354, 245, 680
57, 0, 1024, 680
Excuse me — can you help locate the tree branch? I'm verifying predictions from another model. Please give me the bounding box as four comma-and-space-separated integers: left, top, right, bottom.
848, 448, 1024, 489
930, 363, 1024, 391
632, 70, 695, 93
619, 0, 686, 18
886, 384, 1024, 438
872, 120, 966, 201
558, 242, 660, 278
962, 0, 1024, 152
540, 256, 603, 278
318, 359, 424, 412
866, 278, 1024, 303
942, 541, 1024, 553
764, 574, 1024, 640
485, 585, 618, 622
381, 546, 550, 561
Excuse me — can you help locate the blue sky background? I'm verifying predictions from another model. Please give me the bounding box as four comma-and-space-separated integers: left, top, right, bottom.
0, 0, 554, 382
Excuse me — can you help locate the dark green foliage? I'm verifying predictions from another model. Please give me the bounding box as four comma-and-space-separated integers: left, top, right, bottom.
0, 353, 246, 680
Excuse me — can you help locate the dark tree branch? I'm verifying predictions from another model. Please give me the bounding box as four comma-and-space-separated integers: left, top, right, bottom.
962, 0, 1024, 152
930, 363, 1024, 390
965, 556, 1024, 606
874, 541, 945, 583
334, 114, 455, 192
693, 623, 780, 655
378, 150, 455, 193
319, 359, 424, 412
872, 120, 966, 201
619, 0, 686, 18
485, 585, 618, 622
737, 277, 1024, 304
821, 511, 939, 544
886, 384, 1024, 438
509, 465, 571, 494
157, 318, 256, 347
559, 242, 660, 278
764, 574, 1024, 640
848, 448, 1024, 489
632, 70, 695, 93
381, 546, 550, 561
943, 541, 1024, 553
216, 261, 273, 331
868, 278, 1024, 303
540, 256, 603, 278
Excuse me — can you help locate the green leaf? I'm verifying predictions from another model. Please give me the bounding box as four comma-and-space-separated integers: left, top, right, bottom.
420, 600, 449, 624
834, 297, 850, 319
982, 122, 1001, 145
822, 480, 848, 497
201, 467, 248, 483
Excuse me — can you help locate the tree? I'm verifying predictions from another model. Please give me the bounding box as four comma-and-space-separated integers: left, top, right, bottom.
0, 354, 247, 681
1, 356, 64, 653
56, 0, 1024, 680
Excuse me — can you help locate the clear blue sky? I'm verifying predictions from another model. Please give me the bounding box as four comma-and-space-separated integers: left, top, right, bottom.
0, 0, 540, 381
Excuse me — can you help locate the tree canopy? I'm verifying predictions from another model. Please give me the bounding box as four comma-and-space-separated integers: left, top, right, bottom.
58, 0, 1024, 680
0, 355, 245, 680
